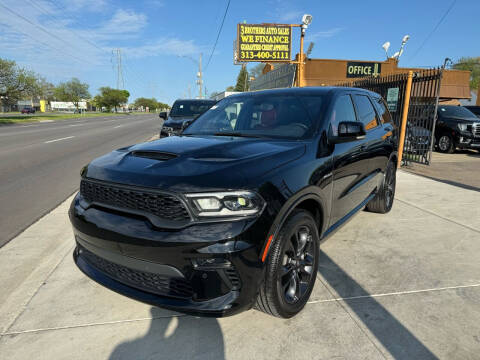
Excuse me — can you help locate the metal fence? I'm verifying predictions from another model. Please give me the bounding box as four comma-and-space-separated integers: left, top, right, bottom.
337, 68, 443, 165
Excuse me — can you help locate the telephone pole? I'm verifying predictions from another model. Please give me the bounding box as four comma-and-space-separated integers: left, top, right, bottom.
113, 49, 124, 90
196, 53, 203, 99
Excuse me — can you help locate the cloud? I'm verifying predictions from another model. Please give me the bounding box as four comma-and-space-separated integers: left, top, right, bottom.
308, 27, 344, 40
99, 9, 147, 35
277, 10, 303, 23
123, 38, 203, 59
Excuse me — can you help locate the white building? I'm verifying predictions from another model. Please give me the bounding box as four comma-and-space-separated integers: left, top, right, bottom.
50, 101, 88, 111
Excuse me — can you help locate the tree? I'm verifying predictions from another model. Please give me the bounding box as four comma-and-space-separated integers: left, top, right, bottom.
234, 65, 249, 92
226, 86, 235, 92
34, 77, 55, 101
54, 78, 90, 110
0, 58, 38, 107
134, 97, 158, 110
94, 87, 130, 112
453, 57, 480, 90
249, 63, 264, 80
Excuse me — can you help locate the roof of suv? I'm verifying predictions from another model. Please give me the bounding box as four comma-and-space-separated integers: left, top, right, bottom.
229, 86, 380, 99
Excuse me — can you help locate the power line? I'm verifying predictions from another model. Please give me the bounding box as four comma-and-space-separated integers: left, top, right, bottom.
408, 0, 457, 62
0, 1, 96, 65
204, 0, 231, 71
24, 0, 108, 55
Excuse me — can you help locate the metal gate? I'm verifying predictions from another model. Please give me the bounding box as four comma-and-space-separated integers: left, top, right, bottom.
337, 68, 443, 165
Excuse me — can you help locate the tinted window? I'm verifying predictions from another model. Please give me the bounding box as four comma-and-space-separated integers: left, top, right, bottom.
184, 94, 323, 139
353, 94, 379, 130
330, 95, 356, 136
438, 105, 477, 119
170, 101, 215, 117
373, 97, 392, 124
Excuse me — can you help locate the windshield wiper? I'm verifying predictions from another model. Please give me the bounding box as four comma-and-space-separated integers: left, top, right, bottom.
213, 132, 264, 138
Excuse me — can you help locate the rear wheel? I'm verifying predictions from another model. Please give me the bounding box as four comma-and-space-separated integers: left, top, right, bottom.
366, 160, 396, 214
255, 210, 319, 318
437, 134, 455, 153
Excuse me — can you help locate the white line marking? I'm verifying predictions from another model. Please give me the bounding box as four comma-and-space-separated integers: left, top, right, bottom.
307, 283, 480, 304
113, 125, 123, 128
69, 124, 85, 127
2, 314, 186, 336
44, 136, 75, 144
39, 120, 53, 123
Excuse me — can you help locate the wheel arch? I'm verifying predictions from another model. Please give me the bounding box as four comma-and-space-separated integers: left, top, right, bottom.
260, 189, 328, 263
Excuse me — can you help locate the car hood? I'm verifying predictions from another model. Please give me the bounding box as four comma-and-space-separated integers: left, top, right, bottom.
163, 116, 195, 129
85, 135, 306, 192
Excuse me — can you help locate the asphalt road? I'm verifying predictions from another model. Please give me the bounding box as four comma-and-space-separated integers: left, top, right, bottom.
0, 114, 161, 247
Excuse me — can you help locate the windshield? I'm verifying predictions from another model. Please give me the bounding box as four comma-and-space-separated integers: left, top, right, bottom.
183, 94, 323, 139
438, 106, 477, 119
169, 101, 215, 118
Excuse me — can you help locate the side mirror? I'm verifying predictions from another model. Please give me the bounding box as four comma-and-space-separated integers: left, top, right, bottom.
181, 120, 193, 132
159, 111, 168, 120
332, 121, 366, 143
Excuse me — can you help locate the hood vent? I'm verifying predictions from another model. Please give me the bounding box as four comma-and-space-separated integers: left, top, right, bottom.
130, 151, 178, 161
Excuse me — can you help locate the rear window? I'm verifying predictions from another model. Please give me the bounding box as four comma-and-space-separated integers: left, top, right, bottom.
170, 101, 215, 117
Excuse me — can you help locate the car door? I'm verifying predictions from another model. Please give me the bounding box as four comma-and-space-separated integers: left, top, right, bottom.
329, 93, 373, 227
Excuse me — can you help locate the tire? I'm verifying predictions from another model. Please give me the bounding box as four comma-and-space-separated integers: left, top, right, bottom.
366, 160, 396, 214
255, 209, 319, 318
437, 134, 455, 153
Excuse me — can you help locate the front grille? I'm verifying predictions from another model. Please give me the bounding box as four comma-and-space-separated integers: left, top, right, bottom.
80, 246, 193, 298
473, 123, 480, 137
80, 179, 190, 222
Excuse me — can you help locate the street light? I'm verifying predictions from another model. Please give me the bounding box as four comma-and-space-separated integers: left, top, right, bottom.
298, 14, 313, 87
302, 14, 313, 26
382, 41, 391, 59
393, 35, 410, 61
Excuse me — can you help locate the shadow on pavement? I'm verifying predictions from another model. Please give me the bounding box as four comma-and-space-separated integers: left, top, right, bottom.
403, 170, 480, 192
109, 308, 225, 360
318, 252, 438, 360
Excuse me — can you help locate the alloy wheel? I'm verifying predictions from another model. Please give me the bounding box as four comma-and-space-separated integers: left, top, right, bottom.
385, 164, 396, 208
278, 225, 315, 304
438, 135, 450, 151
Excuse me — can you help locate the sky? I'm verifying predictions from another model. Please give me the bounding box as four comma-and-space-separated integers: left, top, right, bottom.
0, 0, 478, 104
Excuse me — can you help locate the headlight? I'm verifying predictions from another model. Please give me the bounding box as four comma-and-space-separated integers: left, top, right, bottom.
185, 191, 265, 218
457, 123, 468, 131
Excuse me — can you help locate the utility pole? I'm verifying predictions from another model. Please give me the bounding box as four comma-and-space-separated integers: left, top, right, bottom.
196, 53, 203, 99
114, 49, 125, 90
188, 84, 191, 98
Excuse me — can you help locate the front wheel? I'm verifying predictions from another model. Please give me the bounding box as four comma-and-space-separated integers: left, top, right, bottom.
366, 160, 396, 214
255, 210, 319, 318
437, 134, 455, 153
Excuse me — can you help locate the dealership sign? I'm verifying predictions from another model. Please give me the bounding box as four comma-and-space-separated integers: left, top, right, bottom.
236, 24, 292, 62
346, 62, 381, 78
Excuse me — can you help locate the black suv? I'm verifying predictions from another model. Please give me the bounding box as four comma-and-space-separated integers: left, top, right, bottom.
435, 105, 480, 153
70, 87, 397, 318
159, 99, 216, 137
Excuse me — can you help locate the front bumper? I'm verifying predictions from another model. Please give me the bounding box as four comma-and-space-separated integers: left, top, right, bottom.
69, 193, 270, 317
455, 133, 480, 149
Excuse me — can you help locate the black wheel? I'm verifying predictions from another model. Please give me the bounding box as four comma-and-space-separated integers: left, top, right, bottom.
255, 210, 319, 318
366, 160, 396, 214
437, 134, 455, 153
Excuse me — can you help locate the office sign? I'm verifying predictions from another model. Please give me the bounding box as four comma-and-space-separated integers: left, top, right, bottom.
346, 62, 382, 78
236, 24, 292, 62
386, 87, 400, 112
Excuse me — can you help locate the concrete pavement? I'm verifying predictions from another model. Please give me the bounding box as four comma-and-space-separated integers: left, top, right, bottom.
0, 114, 160, 247
1, 171, 479, 359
